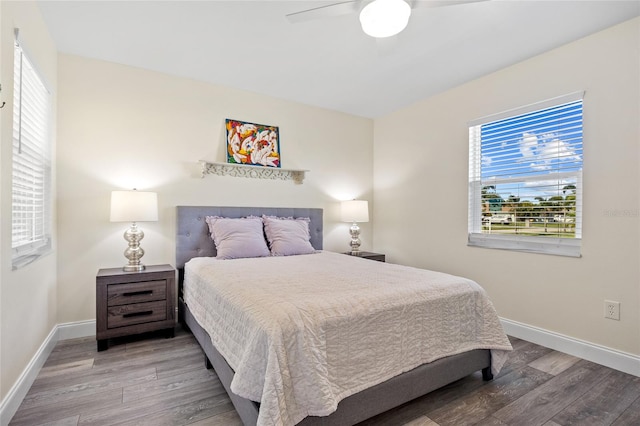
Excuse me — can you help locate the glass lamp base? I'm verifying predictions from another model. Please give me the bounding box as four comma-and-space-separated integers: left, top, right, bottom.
123, 264, 145, 272
122, 222, 146, 273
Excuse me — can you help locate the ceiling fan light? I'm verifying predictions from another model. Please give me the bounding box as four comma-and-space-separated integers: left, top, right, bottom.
359, 0, 411, 38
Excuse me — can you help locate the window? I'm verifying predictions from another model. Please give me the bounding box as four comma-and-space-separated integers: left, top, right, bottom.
12, 34, 52, 269
468, 92, 583, 257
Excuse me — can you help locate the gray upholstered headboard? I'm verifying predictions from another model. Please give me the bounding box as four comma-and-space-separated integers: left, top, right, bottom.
175, 206, 324, 272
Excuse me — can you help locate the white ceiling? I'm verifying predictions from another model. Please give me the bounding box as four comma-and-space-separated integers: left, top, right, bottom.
37, 0, 639, 118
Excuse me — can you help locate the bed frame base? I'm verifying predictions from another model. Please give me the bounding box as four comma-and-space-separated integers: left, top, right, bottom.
180, 298, 492, 426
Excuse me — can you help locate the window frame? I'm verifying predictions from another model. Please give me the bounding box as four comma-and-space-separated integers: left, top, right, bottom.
468, 92, 584, 257
11, 34, 53, 270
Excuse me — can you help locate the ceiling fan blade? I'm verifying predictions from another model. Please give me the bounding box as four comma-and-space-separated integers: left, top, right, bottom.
286, 1, 360, 24
412, 0, 489, 9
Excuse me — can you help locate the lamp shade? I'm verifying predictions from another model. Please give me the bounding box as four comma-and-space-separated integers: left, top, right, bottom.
341, 200, 369, 223
359, 0, 411, 38
110, 190, 158, 223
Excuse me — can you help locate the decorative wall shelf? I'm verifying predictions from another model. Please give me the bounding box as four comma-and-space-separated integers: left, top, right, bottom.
200, 161, 308, 184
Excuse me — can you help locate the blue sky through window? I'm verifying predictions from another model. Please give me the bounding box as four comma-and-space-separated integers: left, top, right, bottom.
480, 100, 583, 203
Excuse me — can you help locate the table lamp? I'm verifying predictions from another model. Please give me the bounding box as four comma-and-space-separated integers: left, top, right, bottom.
341, 200, 369, 254
110, 189, 158, 271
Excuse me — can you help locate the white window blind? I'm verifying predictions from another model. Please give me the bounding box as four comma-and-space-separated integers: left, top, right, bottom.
468, 92, 583, 257
12, 33, 52, 269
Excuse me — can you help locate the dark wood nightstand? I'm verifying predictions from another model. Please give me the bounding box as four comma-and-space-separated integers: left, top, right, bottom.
343, 251, 386, 262
96, 264, 176, 351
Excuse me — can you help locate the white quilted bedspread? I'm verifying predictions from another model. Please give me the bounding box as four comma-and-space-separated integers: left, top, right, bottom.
183, 251, 512, 426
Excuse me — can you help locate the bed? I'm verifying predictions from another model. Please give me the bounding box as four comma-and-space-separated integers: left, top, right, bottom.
176, 206, 511, 426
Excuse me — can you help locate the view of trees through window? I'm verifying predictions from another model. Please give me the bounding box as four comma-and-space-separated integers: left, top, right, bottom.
481, 182, 577, 237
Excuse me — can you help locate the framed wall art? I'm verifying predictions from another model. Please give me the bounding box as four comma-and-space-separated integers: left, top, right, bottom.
225, 119, 280, 168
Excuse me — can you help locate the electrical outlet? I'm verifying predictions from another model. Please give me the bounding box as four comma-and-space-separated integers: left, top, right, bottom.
604, 300, 620, 321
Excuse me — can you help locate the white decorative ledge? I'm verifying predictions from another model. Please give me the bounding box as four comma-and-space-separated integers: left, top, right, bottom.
200, 161, 308, 184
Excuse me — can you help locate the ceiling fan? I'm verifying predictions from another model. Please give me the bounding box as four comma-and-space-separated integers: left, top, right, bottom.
286, 0, 488, 38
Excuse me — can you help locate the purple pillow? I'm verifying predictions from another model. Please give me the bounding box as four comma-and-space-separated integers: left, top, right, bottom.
262, 215, 316, 256
205, 216, 270, 260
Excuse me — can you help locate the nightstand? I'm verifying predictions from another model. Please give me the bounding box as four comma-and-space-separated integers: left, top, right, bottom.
343, 251, 386, 262
96, 264, 176, 351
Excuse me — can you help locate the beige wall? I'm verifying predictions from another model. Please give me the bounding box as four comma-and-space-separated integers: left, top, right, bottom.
56, 55, 374, 324
0, 1, 58, 403
373, 18, 640, 355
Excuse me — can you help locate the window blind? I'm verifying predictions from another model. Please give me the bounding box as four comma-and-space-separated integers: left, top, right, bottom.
468, 92, 583, 257
12, 34, 52, 268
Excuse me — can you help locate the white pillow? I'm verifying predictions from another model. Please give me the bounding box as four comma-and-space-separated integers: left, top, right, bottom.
262, 215, 316, 256
205, 216, 270, 260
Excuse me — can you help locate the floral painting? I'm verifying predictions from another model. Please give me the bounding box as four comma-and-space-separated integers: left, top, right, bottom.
226, 119, 280, 168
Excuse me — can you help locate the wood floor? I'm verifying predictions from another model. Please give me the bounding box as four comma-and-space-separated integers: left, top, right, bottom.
10, 326, 640, 426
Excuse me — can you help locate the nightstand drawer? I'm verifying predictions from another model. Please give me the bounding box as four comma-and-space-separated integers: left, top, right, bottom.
107, 300, 167, 328
107, 280, 167, 306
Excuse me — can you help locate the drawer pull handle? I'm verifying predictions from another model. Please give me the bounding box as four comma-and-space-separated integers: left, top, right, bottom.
122, 310, 153, 318
123, 290, 153, 297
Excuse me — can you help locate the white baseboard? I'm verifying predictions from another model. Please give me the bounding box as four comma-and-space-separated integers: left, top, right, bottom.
0, 326, 58, 426
58, 319, 96, 340
501, 317, 640, 377
0, 320, 96, 426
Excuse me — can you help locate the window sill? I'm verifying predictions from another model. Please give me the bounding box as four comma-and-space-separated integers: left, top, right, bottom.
468, 233, 581, 258
12, 243, 52, 270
